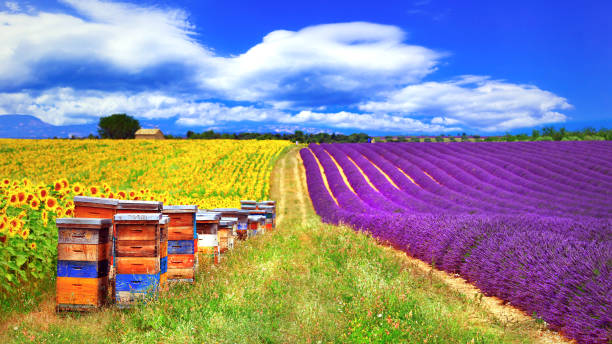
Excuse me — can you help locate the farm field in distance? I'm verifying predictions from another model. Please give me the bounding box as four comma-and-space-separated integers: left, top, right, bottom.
301, 141, 612, 344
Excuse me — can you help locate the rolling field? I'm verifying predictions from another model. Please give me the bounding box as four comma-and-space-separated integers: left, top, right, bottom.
0, 139, 608, 343
0, 139, 291, 310
0, 147, 566, 344
301, 141, 612, 344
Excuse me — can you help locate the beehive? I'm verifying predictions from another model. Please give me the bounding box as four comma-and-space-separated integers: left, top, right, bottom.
114, 213, 162, 307
196, 212, 221, 264
73, 196, 119, 267
218, 217, 236, 253
56, 218, 112, 312
258, 205, 275, 231
163, 205, 197, 283
116, 200, 163, 214
240, 200, 257, 211
248, 214, 266, 237
258, 201, 276, 229
213, 208, 249, 241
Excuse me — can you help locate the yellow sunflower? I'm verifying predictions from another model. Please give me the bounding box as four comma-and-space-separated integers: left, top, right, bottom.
45, 197, 58, 211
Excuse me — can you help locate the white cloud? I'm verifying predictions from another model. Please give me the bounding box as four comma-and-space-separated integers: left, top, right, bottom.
0, 1, 572, 133
203, 22, 441, 102
360, 76, 571, 131
0, 0, 212, 86
4, 1, 19, 11
277, 110, 457, 132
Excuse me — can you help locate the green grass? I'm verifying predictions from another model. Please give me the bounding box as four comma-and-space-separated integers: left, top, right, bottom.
0, 148, 548, 343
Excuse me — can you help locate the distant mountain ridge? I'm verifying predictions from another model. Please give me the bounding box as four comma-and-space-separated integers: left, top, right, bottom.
0, 115, 97, 139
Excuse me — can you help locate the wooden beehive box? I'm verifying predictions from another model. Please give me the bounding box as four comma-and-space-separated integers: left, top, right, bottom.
196, 212, 221, 264
248, 214, 266, 237
213, 208, 249, 241
114, 213, 162, 306
240, 200, 257, 211
218, 218, 235, 253
56, 218, 112, 312
163, 205, 197, 282
116, 200, 163, 214
73, 196, 119, 268
258, 205, 275, 231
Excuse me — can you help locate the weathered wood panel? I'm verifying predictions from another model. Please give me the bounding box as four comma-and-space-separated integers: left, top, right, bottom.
57, 243, 110, 261
115, 257, 160, 274
115, 224, 158, 241
58, 228, 109, 244
115, 240, 159, 257
56, 276, 108, 306
167, 254, 194, 269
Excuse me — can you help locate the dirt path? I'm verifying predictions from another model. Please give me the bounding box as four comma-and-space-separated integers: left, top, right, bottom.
285, 147, 572, 344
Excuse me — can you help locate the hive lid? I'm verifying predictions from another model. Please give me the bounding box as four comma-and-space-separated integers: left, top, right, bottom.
248, 215, 266, 222
56, 218, 112, 226
196, 212, 221, 221
163, 205, 197, 213
160, 216, 170, 225
114, 213, 163, 222
259, 200, 276, 204
258, 205, 275, 211
117, 199, 163, 210
73, 196, 119, 206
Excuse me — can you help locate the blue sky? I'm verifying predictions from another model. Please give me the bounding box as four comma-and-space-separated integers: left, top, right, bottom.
0, 0, 610, 135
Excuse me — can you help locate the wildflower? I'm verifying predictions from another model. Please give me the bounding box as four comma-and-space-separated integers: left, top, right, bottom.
0, 221, 6, 233
26, 194, 34, 203
17, 192, 26, 204
20, 228, 29, 240
117, 191, 126, 199
9, 194, 19, 206
129, 191, 136, 198
45, 197, 58, 211
30, 242, 36, 250
90, 186, 98, 196
72, 183, 83, 194
61, 179, 69, 188
42, 211, 48, 226
1, 179, 9, 187
29, 199, 40, 210
37, 188, 48, 200
54, 181, 63, 192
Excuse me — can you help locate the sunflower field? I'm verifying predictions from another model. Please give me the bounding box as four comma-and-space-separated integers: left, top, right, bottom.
0, 139, 291, 295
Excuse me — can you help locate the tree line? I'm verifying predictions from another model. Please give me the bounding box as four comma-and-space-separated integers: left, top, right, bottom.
84, 114, 611, 142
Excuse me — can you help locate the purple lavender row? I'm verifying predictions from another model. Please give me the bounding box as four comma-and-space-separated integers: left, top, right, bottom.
349, 143, 518, 214
395, 143, 611, 215
308, 145, 372, 214
376, 143, 572, 216
321, 144, 408, 213
438, 142, 612, 205
463, 142, 612, 193
410, 143, 611, 212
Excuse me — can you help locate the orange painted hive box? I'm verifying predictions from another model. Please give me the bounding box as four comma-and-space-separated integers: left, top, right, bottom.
113, 213, 163, 307
162, 205, 197, 282
55, 218, 112, 312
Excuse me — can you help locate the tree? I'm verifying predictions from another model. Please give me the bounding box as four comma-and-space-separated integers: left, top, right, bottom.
98, 114, 140, 139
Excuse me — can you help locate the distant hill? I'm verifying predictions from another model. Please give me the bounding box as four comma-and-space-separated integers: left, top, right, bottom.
0, 115, 97, 138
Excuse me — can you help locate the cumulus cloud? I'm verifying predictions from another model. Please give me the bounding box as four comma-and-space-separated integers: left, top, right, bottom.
0, 0, 572, 133
203, 22, 442, 105
0, 0, 212, 88
360, 76, 571, 131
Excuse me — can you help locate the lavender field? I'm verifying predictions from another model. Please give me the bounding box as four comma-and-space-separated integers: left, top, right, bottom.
300, 141, 612, 344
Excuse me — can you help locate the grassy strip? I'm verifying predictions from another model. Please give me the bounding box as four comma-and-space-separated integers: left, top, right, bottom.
1, 148, 541, 343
